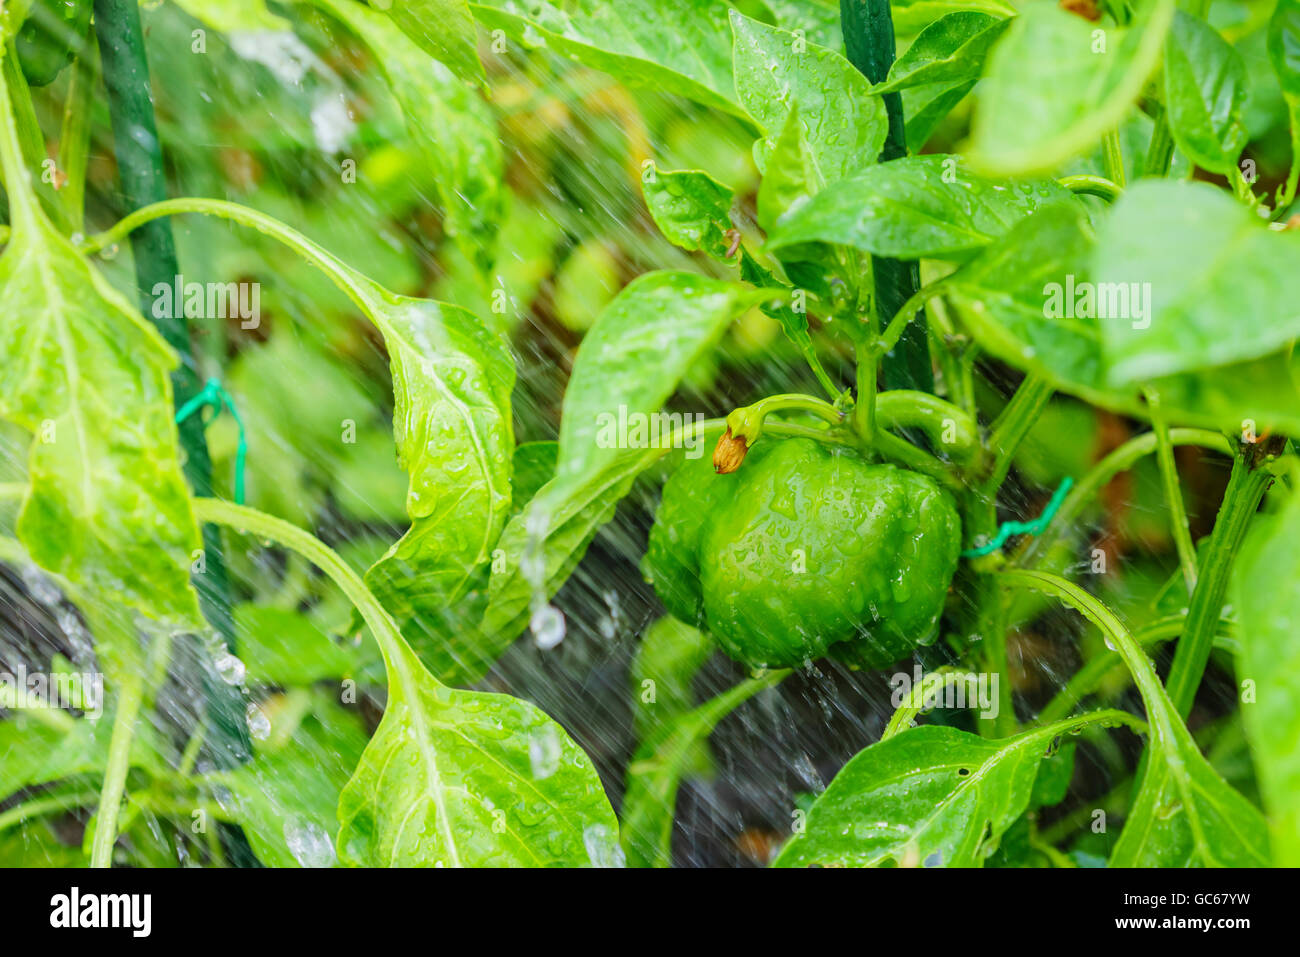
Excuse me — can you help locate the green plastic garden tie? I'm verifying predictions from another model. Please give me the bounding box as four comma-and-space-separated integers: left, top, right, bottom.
174, 378, 247, 504
962, 477, 1075, 558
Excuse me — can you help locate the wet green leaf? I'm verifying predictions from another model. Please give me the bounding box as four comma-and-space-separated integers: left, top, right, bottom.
553, 272, 762, 488
773, 718, 1107, 867
337, 638, 621, 866
875, 11, 1008, 95
1110, 704, 1270, 866
970, 0, 1175, 176
942, 201, 1300, 436
469, 0, 741, 116
1163, 12, 1249, 175
1095, 180, 1300, 383
642, 167, 736, 261
360, 287, 515, 666
0, 143, 201, 624
755, 105, 819, 235
731, 10, 887, 187
375, 0, 485, 83
760, 0, 842, 50
1233, 499, 1300, 865
766, 155, 1080, 261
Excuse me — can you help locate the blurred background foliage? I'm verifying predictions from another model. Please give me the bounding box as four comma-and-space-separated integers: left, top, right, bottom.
1, 0, 1290, 866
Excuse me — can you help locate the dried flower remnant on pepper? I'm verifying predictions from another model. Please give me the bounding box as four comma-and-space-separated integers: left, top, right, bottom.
714, 428, 749, 474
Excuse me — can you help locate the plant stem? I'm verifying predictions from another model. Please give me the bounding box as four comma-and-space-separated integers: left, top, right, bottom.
853, 340, 876, 442
93, 0, 250, 771
841, 0, 933, 394
192, 498, 408, 668
1143, 388, 1197, 592
876, 390, 979, 463
1144, 107, 1177, 178
980, 375, 1053, 496
0, 790, 101, 833
999, 569, 1174, 740
57, 29, 97, 232
1101, 128, 1127, 188
89, 671, 144, 868
1164, 451, 1273, 718
1058, 174, 1123, 202
1036, 616, 1236, 725
1015, 427, 1231, 567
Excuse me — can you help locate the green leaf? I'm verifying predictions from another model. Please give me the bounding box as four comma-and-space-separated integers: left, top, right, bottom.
1270, 0, 1300, 98
1232, 498, 1300, 865
1163, 11, 1250, 175
773, 713, 1123, 867
1266, 0, 1300, 208
941, 201, 1300, 437
642, 166, 736, 261
218, 696, 370, 867
970, 0, 1175, 176
944, 202, 1102, 389
173, 201, 513, 685
765, 155, 1080, 261
359, 290, 515, 667
0, 93, 201, 623
622, 671, 783, 867
337, 638, 621, 866
875, 12, 1009, 95
469, 0, 742, 116
755, 106, 820, 235
0, 711, 162, 798
233, 604, 361, 686
999, 570, 1269, 868
759, 0, 842, 50
374, 0, 485, 84
479, 425, 721, 668
1110, 714, 1271, 866
317, 0, 502, 269
553, 272, 762, 487
1094, 180, 1300, 384
730, 9, 887, 186
872, 11, 1010, 153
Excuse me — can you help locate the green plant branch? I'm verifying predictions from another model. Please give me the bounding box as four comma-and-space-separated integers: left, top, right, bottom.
1016, 428, 1231, 567
57, 27, 96, 232
853, 339, 877, 444
89, 670, 144, 868
876, 390, 978, 463
1164, 450, 1274, 718
192, 497, 407, 670
1036, 615, 1237, 725
841, 0, 934, 395
979, 375, 1054, 497
1144, 388, 1197, 592
1058, 174, 1123, 202
998, 569, 1173, 741
1101, 128, 1127, 187
93, 0, 250, 772
0, 790, 101, 833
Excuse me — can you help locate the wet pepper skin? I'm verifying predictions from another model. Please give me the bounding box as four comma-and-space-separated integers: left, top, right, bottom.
644, 437, 961, 669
